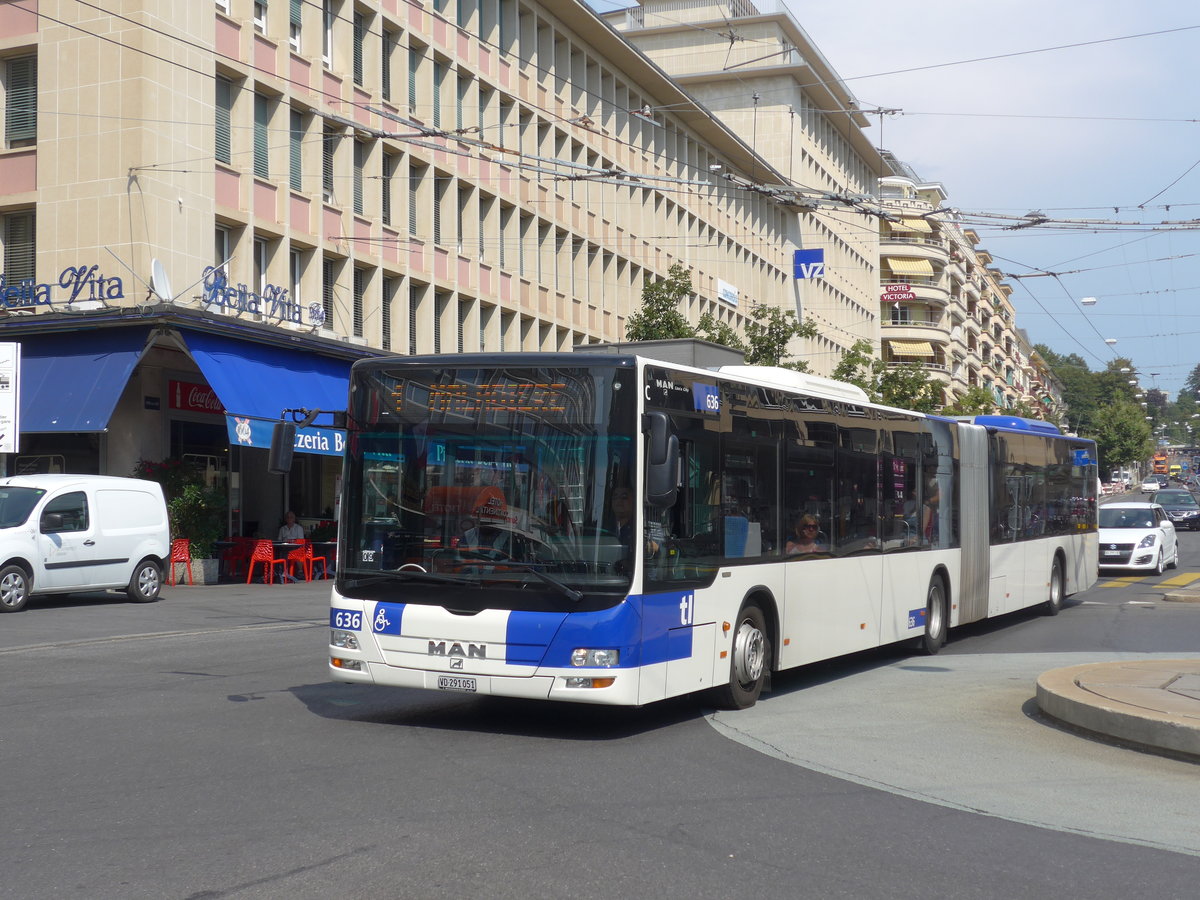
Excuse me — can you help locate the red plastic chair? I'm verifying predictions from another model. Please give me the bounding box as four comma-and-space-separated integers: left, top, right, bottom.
306, 541, 329, 580
168, 539, 192, 586
246, 540, 286, 584
286, 539, 309, 582
220, 538, 251, 579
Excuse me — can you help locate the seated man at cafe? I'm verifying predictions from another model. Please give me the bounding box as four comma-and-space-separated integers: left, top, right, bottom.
278, 510, 305, 541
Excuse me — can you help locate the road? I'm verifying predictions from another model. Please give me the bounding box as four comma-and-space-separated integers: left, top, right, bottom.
2, 540, 1199, 899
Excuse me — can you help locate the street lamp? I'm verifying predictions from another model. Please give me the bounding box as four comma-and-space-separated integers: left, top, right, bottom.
1081, 297, 1098, 306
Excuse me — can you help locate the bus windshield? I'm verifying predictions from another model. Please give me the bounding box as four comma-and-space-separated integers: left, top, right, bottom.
340, 361, 638, 611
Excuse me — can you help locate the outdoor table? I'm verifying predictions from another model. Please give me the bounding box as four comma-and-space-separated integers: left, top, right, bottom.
271, 542, 302, 583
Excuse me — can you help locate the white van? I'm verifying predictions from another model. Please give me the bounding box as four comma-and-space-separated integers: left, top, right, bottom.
0, 475, 170, 613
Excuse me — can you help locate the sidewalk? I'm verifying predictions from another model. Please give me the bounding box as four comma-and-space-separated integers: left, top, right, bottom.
1036, 584, 1200, 760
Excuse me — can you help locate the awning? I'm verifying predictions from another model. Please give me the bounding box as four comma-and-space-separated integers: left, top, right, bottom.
887, 217, 933, 233
180, 330, 352, 456
885, 257, 935, 277
888, 339, 936, 358
18, 327, 151, 432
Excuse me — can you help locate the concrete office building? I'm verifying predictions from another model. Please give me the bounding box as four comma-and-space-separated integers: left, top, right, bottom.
0, 0, 802, 535
600, 0, 891, 375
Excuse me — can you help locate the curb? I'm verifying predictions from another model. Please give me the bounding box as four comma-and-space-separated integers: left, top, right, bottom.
1036, 660, 1200, 760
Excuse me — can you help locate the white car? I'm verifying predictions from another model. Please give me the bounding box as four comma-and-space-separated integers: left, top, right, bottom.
1140, 478, 1161, 494
1098, 502, 1179, 574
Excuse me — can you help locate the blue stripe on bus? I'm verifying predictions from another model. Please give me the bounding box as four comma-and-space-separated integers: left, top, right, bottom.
509, 590, 696, 668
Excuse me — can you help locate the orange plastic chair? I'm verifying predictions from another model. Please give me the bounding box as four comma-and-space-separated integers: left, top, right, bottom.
168, 539, 192, 586
286, 539, 309, 582
246, 540, 286, 584
306, 541, 329, 580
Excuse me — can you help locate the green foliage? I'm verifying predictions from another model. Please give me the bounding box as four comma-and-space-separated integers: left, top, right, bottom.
624, 263, 695, 341
132, 457, 227, 558
742, 304, 817, 366
696, 312, 746, 353
830, 339, 940, 412
1092, 399, 1155, 472
167, 483, 227, 559
941, 385, 996, 416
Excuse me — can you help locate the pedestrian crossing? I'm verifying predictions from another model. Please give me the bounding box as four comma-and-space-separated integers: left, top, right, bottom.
1099, 571, 1200, 588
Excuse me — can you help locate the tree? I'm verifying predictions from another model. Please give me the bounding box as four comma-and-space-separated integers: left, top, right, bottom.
741, 303, 817, 369
624, 263, 694, 341
941, 386, 995, 416
830, 339, 940, 411
1092, 399, 1154, 474
696, 312, 745, 353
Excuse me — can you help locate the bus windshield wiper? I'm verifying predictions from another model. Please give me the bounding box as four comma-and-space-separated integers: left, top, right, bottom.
495, 562, 583, 603
343, 569, 477, 588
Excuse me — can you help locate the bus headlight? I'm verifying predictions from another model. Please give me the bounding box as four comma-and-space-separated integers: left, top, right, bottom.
331, 629, 360, 650
571, 648, 619, 667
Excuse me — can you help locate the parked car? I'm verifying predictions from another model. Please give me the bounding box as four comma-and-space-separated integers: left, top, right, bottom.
1150, 489, 1200, 530
1140, 478, 1162, 494
0, 475, 170, 613
1098, 501, 1178, 574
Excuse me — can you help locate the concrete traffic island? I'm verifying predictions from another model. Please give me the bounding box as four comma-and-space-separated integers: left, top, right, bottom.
1036, 659, 1200, 760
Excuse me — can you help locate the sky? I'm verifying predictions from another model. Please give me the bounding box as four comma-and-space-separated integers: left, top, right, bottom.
590, 0, 1200, 398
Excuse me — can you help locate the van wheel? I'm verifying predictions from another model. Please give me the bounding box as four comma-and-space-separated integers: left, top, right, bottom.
711, 603, 770, 710
127, 559, 163, 603
0, 564, 30, 613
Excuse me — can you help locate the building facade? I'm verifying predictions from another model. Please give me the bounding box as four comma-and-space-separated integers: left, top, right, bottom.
601, 0, 890, 376
0, 0, 805, 536
876, 166, 1064, 415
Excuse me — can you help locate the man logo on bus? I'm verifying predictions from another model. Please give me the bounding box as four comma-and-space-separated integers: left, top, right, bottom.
429, 641, 487, 659
679, 592, 694, 626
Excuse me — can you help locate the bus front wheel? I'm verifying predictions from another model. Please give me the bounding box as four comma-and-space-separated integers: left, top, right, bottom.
918, 576, 947, 655
712, 603, 770, 710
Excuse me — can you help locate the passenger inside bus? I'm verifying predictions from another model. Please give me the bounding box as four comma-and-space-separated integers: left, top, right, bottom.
785, 514, 828, 556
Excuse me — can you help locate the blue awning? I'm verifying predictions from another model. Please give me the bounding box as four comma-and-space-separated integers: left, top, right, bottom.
180, 329, 352, 421
19, 328, 151, 432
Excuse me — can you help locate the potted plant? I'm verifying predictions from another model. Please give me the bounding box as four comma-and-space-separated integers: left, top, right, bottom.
166, 482, 227, 585
133, 458, 228, 585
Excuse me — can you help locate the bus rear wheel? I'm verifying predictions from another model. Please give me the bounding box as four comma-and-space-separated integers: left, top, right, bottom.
918, 576, 947, 655
712, 603, 770, 710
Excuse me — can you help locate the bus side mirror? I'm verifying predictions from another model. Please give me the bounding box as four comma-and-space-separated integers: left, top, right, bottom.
268, 422, 296, 474
645, 412, 679, 508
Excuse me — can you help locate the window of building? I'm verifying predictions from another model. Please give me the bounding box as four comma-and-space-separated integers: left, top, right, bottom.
289, 0, 302, 51
289, 109, 304, 191
215, 0, 231, 14
381, 29, 394, 102
322, 0, 334, 67
381, 151, 395, 226
253, 1, 267, 34
214, 225, 230, 271
353, 139, 365, 215
409, 284, 420, 354
2, 210, 35, 282
322, 123, 337, 203
5, 56, 37, 149
381, 276, 394, 351
321, 257, 336, 326
215, 76, 232, 165
289, 247, 304, 307
253, 237, 270, 306
253, 94, 270, 178
352, 11, 365, 86
352, 267, 365, 337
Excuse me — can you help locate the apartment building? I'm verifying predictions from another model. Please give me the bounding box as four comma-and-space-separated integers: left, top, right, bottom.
0, 0, 800, 535
877, 167, 1064, 415
600, 0, 890, 376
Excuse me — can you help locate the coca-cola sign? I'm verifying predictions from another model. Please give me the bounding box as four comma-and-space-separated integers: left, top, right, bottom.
169, 380, 223, 415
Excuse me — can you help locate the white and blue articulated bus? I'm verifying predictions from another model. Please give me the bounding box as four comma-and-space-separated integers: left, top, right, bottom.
328, 350, 1098, 709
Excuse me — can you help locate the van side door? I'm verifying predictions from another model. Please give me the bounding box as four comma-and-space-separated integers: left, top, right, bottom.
36, 490, 96, 590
